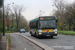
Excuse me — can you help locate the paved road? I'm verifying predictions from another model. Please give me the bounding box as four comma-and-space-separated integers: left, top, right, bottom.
20, 32, 75, 50
10, 34, 36, 50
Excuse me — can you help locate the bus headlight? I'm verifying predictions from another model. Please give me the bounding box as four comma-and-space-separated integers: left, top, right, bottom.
38, 29, 42, 33
55, 32, 57, 34
39, 33, 42, 35
54, 29, 57, 32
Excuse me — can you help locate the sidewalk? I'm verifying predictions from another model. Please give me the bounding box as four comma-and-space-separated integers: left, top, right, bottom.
0, 35, 7, 50
10, 34, 36, 50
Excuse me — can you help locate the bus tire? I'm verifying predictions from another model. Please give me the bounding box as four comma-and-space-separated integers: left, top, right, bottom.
30, 31, 31, 34
50, 36, 53, 38
30, 32, 33, 36
31, 34, 33, 36
36, 34, 41, 38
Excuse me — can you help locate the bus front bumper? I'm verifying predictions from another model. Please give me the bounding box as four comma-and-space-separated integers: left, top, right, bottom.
38, 32, 57, 36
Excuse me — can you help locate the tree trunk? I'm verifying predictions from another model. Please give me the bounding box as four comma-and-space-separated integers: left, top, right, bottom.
16, 22, 18, 30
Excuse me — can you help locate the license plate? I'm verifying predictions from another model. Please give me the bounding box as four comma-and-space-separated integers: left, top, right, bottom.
46, 35, 50, 36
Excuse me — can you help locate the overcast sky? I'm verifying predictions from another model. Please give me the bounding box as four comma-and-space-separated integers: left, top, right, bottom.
4, 0, 74, 21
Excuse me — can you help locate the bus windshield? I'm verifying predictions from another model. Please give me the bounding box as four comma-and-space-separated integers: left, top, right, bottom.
39, 20, 56, 29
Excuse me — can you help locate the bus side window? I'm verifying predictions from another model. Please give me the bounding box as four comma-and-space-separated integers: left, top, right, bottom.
36, 21, 38, 29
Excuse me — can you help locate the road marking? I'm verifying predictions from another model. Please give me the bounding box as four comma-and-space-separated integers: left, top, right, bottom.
72, 41, 75, 42
16, 38, 17, 39
19, 41, 21, 43
24, 48, 26, 50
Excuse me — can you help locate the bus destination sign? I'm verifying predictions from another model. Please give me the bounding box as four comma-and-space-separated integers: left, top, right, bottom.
40, 17, 55, 20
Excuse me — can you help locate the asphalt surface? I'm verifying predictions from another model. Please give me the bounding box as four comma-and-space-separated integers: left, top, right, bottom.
10, 34, 36, 50
0, 36, 7, 50
20, 32, 75, 50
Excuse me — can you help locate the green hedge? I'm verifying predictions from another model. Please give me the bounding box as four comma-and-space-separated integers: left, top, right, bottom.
58, 31, 75, 35
5, 31, 14, 33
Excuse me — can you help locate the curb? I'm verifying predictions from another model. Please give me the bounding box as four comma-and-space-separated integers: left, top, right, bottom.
6, 34, 8, 50
19, 34, 54, 50
6, 39, 8, 50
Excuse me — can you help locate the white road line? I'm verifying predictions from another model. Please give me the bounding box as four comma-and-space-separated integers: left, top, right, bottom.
24, 48, 26, 50
16, 38, 18, 39
72, 41, 75, 42
19, 41, 21, 43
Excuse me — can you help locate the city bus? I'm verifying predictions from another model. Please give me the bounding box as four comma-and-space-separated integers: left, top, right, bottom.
29, 16, 58, 38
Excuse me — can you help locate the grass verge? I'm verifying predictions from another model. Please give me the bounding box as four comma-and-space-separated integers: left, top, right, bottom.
7, 34, 11, 50
6, 31, 14, 33
58, 31, 75, 35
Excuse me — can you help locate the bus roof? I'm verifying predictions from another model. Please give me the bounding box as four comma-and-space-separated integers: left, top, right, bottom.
30, 18, 39, 22
30, 16, 56, 22
39, 16, 55, 17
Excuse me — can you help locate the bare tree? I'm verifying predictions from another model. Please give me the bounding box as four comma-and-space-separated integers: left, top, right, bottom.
53, 0, 65, 17
12, 5, 24, 30
53, 0, 75, 30
64, 2, 75, 30
53, 0, 66, 30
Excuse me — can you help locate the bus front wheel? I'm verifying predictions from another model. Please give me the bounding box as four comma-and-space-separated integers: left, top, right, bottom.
50, 36, 53, 38
35, 33, 39, 38
30, 32, 33, 36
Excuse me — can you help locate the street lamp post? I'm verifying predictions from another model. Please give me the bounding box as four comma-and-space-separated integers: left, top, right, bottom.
3, 1, 5, 36
3, 2, 14, 36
